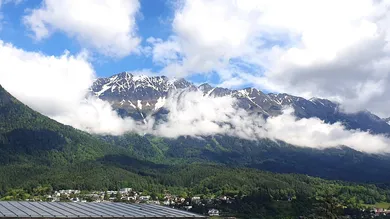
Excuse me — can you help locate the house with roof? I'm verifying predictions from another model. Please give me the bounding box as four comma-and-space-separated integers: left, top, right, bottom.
120, 188, 132, 194
208, 209, 220, 216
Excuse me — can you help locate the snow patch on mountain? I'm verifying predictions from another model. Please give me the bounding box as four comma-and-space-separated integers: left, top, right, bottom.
96, 84, 111, 97
155, 96, 166, 110
128, 100, 136, 109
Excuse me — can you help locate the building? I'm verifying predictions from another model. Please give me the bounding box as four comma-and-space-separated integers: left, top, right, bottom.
59, 190, 80, 195
373, 208, 390, 216
0, 201, 206, 219
106, 191, 118, 195
121, 196, 136, 201
70, 197, 80, 202
183, 206, 193, 210
208, 209, 220, 216
119, 188, 132, 194
219, 196, 227, 201
139, 195, 151, 201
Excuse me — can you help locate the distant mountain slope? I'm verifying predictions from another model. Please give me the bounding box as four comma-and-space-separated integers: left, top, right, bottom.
101, 134, 390, 183
92, 72, 390, 135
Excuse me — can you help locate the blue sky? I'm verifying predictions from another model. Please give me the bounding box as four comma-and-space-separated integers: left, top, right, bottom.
0, 0, 173, 78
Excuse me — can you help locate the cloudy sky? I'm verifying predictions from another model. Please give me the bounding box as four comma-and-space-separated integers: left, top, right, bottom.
1, 0, 390, 116
1, 0, 390, 153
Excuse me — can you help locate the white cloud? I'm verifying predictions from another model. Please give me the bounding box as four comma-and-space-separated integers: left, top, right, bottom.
148, 90, 390, 154
23, 0, 141, 58
147, 37, 182, 66
264, 108, 390, 153
146, 0, 266, 77
148, 0, 390, 117
255, 0, 390, 117
0, 40, 139, 135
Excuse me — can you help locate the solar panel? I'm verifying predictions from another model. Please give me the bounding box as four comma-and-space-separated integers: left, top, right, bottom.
0, 201, 205, 218
0, 202, 17, 217
106, 203, 150, 217
72, 203, 114, 217
135, 204, 176, 217
3, 202, 30, 217
17, 202, 52, 218
87, 203, 138, 217
43, 202, 78, 217
34, 202, 71, 217
56, 203, 100, 218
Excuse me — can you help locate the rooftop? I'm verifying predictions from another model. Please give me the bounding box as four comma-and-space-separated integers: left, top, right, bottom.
0, 201, 205, 219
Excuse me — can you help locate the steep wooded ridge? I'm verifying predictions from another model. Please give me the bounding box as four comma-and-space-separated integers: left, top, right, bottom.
3, 84, 390, 218
92, 72, 390, 134
0, 84, 114, 164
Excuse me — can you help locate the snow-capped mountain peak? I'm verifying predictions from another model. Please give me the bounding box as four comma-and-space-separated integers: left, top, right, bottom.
91, 72, 390, 135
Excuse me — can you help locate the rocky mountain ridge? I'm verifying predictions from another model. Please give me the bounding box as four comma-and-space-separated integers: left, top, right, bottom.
92, 72, 390, 135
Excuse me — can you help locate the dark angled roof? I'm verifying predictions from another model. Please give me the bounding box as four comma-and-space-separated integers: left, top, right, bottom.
0, 201, 205, 218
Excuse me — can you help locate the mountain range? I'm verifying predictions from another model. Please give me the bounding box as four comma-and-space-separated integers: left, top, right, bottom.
2, 71, 390, 186
88, 72, 390, 183
1, 80, 390, 185
92, 72, 390, 135
4, 81, 390, 218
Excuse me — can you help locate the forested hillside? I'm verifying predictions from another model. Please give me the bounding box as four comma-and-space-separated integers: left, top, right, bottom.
101, 134, 390, 183
0, 84, 127, 188
2, 84, 390, 218
0, 85, 120, 165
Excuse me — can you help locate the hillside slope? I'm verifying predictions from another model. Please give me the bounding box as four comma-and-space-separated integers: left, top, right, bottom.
101, 134, 390, 183
0, 85, 133, 189
0, 85, 117, 165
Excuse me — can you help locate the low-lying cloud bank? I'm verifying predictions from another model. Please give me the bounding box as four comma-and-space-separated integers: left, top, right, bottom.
147, 91, 390, 154
0, 41, 389, 154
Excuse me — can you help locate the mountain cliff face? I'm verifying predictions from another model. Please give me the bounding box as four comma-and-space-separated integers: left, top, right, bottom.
92, 72, 390, 135
91, 72, 194, 119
